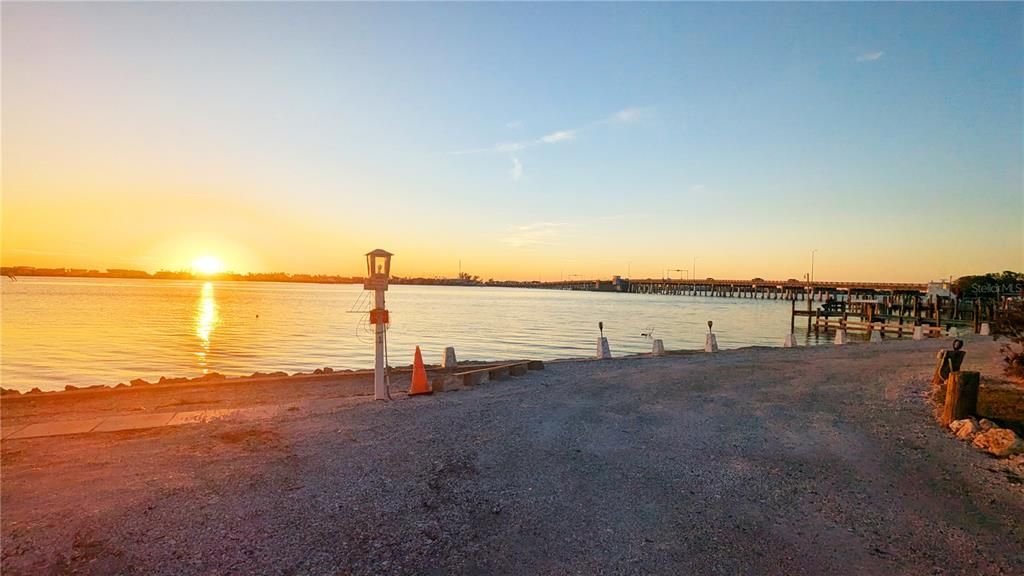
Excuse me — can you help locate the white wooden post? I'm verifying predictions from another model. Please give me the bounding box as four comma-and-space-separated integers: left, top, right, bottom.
374, 287, 386, 400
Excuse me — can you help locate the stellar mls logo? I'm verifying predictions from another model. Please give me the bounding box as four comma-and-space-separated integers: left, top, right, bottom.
969, 283, 1024, 295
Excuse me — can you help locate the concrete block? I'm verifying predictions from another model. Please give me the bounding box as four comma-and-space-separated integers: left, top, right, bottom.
913, 325, 925, 340
979, 322, 991, 336
167, 409, 241, 426
834, 329, 849, 345
6, 418, 103, 439
509, 363, 528, 376
92, 413, 175, 433
430, 375, 451, 392
705, 333, 719, 353
442, 347, 458, 369
783, 333, 797, 348
597, 337, 611, 359
652, 339, 665, 356
869, 325, 883, 343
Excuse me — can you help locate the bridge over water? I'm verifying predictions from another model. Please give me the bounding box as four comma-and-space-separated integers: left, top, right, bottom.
490, 278, 932, 302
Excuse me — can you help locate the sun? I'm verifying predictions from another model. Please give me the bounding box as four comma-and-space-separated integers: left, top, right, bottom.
191, 255, 225, 275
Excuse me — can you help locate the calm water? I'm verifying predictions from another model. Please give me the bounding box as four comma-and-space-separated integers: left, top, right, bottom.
2, 277, 825, 392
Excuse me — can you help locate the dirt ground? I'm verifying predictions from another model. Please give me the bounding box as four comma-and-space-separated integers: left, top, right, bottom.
2, 337, 1023, 575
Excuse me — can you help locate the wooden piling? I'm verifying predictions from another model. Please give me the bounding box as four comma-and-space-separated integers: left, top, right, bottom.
941, 371, 980, 426
790, 299, 796, 332
806, 292, 812, 333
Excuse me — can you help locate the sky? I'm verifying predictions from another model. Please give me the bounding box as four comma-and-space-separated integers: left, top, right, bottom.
2, 2, 1022, 282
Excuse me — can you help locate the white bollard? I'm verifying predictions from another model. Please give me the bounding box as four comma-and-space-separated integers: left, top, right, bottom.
652, 339, 665, 356
979, 322, 991, 336
596, 337, 611, 359
947, 326, 959, 338
783, 333, 797, 348
441, 346, 458, 369
705, 333, 719, 353
834, 329, 849, 345
869, 325, 883, 343
913, 325, 925, 340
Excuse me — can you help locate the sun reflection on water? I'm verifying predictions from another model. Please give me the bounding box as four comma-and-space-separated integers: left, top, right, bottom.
195, 281, 219, 373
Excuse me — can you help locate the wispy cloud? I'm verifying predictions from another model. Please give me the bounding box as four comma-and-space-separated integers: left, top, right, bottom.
540, 130, 576, 144
506, 120, 523, 129
501, 221, 569, 248
450, 106, 649, 156
607, 107, 645, 123
510, 157, 523, 181
856, 50, 884, 62
501, 213, 649, 248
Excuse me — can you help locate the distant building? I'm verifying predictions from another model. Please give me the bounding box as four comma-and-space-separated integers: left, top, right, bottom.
927, 281, 952, 298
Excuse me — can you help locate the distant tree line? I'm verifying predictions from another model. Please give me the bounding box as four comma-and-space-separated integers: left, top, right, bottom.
0, 266, 501, 286
952, 271, 1024, 299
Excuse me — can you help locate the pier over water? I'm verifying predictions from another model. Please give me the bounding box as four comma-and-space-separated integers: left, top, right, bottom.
490, 277, 930, 301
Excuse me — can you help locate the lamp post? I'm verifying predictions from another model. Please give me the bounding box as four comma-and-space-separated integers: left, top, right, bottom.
364, 249, 393, 401
811, 249, 818, 284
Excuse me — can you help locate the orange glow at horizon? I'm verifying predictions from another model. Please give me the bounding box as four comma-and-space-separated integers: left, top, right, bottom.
191, 255, 226, 276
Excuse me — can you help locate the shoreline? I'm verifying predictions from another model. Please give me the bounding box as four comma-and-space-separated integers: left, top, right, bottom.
0, 340, 865, 399
0, 335, 979, 399
2, 336, 1022, 574
3, 336, 1021, 432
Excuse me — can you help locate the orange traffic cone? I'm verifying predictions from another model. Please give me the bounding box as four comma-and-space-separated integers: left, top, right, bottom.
409, 346, 432, 396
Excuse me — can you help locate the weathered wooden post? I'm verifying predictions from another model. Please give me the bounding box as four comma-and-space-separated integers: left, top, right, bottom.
790, 299, 796, 333
806, 290, 812, 333
931, 340, 965, 407
941, 371, 980, 426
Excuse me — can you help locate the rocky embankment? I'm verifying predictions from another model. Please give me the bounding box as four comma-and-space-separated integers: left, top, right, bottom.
0, 366, 355, 397
949, 417, 1024, 460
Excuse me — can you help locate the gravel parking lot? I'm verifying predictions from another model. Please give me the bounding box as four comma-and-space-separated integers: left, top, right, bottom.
2, 338, 1022, 575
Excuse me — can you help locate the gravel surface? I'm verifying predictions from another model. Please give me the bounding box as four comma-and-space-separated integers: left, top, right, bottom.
2, 338, 1023, 575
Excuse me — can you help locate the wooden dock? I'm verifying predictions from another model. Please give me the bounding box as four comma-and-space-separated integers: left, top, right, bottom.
486, 277, 1008, 337
493, 277, 930, 301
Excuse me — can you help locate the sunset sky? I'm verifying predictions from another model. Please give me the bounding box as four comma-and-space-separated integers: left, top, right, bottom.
3, 2, 1021, 281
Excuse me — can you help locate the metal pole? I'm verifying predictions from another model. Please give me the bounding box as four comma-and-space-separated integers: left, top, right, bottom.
374, 288, 386, 401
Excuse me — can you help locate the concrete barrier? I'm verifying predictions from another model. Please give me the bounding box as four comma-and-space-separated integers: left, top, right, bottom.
869, 325, 883, 343
597, 337, 611, 359
488, 366, 511, 381
913, 325, 925, 340
980, 322, 991, 336
705, 333, 719, 353
652, 339, 665, 356
442, 347, 458, 369
783, 333, 797, 348
834, 329, 849, 345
